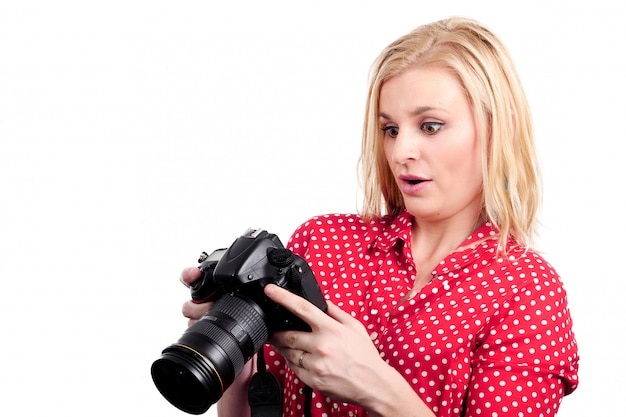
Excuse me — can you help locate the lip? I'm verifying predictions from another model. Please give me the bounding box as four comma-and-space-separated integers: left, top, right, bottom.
398, 174, 431, 195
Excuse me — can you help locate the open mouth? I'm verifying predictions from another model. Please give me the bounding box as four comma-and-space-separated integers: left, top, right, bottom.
399, 175, 430, 189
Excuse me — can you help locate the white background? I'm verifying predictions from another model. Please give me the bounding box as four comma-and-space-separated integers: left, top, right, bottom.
1, 1, 623, 416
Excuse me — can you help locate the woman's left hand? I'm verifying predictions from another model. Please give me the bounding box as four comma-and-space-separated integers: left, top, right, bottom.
264, 283, 384, 405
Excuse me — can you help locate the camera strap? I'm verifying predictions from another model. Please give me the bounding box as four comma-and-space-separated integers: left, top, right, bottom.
248, 345, 282, 417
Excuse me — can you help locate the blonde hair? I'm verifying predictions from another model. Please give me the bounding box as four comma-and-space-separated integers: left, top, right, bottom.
358, 17, 541, 252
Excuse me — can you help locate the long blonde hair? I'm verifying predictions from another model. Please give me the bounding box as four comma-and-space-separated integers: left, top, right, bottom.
358, 17, 540, 252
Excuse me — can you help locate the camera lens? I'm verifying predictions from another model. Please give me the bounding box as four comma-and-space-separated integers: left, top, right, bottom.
151, 294, 269, 414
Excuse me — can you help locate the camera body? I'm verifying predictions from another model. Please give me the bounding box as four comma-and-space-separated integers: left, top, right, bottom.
191, 228, 327, 332
151, 228, 327, 415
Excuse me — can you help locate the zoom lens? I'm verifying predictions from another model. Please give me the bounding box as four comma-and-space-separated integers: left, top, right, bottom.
151, 294, 269, 414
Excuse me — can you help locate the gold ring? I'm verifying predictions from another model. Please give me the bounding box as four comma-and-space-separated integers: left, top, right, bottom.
298, 351, 308, 368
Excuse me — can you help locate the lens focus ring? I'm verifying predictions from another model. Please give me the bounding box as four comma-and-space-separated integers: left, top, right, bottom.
189, 294, 268, 376
209, 294, 269, 352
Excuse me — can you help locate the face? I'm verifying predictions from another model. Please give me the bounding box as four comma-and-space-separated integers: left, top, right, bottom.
380, 65, 483, 226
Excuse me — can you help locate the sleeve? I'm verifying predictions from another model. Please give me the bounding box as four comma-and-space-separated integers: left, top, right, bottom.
464, 261, 579, 416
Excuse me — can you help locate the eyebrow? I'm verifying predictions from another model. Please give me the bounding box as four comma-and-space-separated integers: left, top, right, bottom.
378, 106, 436, 120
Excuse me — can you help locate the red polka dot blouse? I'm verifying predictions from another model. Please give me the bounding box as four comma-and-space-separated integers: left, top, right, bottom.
264, 210, 579, 416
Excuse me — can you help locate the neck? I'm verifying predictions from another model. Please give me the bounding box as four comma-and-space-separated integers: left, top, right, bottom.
410, 211, 486, 268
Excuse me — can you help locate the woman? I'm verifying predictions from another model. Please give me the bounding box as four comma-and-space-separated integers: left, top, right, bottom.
181, 16, 579, 417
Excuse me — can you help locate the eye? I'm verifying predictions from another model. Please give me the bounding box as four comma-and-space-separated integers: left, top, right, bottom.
421, 121, 443, 135
381, 125, 399, 138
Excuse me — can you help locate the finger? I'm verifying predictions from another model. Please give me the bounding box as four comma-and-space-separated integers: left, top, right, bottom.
263, 284, 328, 331
295, 350, 310, 369
180, 266, 201, 287
268, 328, 314, 352
271, 344, 309, 369
182, 299, 212, 321
325, 300, 357, 325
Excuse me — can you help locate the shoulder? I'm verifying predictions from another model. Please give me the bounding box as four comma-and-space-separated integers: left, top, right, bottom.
453, 238, 566, 306
291, 213, 368, 235
503, 246, 561, 285
286, 213, 398, 256
287, 214, 366, 254
484, 245, 569, 309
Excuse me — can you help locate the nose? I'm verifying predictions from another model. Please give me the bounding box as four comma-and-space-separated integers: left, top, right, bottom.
389, 130, 420, 164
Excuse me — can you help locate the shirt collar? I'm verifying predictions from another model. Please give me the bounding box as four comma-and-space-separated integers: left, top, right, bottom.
368, 209, 413, 253
368, 210, 501, 274
432, 222, 500, 277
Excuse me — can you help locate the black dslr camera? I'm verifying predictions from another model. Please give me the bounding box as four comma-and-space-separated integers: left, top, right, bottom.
151, 228, 327, 414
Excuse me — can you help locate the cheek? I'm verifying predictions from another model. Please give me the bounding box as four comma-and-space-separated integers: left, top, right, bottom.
442, 137, 482, 185
460, 144, 483, 189
383, 138, 394, 167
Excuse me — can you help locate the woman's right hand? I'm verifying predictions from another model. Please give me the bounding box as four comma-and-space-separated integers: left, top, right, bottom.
179, 267, 256, 417
180, 266, 214, 326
